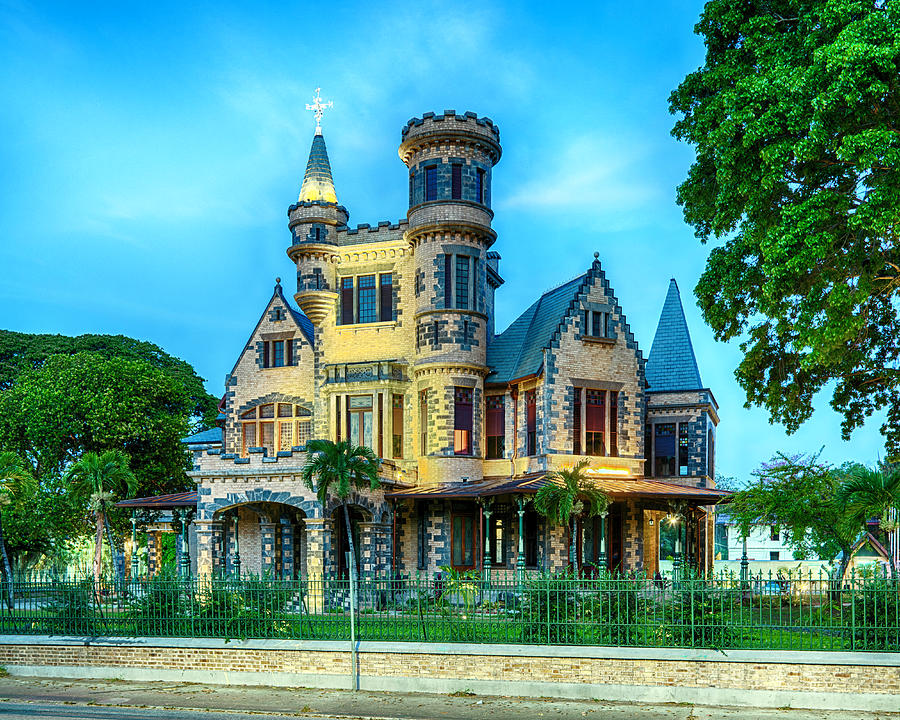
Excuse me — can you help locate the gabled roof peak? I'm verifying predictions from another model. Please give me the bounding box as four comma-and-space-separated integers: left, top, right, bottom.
645, 278, 703, 392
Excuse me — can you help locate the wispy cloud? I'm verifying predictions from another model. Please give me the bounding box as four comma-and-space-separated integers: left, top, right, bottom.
500, 133, 663, 227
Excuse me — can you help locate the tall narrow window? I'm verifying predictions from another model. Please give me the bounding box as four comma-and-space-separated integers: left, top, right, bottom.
525, 390, 536, 456
476, 168, 485, 204
417, 505, 427, 569
454, 387, 473, 456
425, 165, 437, 201
678, 422, 689, 476
357, 275, 376, 323
286, 339, 293, 366
335, 395, 342, 442
455, 255, 469, 309
486, 395, 504, 459
489, 515, 506, 565
262, 341, 271, 368
392, 394, 404, 459
377, 393, 384, 457
608, 391, 618, 457
444, 254, 453, 307
409, 171, 415, 205
708, 428, 715, 481
379, 273, 393, 321
524, 510, 538, 567
272, 340, 285, 368
451, 163, 462, 200
573, 387, 582, 454
451, 513, 475, 569
348, 395, 374, 448
340, 278, 354, 325
585, 390, 606, 456
419, 390, 428, 456
654, 423, 676, 476
591, 311, 602, 338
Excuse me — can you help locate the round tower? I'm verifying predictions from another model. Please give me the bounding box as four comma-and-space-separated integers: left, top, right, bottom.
400, 110, 501, 483
287, 128, 349, 325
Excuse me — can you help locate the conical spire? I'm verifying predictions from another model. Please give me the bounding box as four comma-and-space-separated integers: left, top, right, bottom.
298, 132, 338, 204
645, 279, 703, 392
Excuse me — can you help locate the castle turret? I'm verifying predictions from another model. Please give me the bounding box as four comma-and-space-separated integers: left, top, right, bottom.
287, 90, 348, 326
400, 111, 501, 483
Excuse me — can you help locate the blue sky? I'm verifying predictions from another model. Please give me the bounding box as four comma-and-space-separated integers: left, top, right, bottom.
0, 0, 888, 481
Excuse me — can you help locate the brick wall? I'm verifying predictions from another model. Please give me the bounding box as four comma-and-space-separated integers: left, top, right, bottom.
1, 638, 897, 711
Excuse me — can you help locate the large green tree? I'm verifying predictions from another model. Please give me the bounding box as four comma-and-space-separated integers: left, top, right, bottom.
0, 330, 218, 425
724, 452, 859, 574
670, 1, 900, 457
0, 452, 35, 607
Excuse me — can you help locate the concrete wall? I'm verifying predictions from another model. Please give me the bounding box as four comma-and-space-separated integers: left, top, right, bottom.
1, 637, 897, 713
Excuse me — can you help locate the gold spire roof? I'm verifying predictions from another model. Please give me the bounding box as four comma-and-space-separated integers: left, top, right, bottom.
298, 131, 338, 204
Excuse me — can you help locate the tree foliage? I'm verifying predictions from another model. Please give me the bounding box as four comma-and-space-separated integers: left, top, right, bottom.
670, 1, 900, 457
0, 330, 218, 426
724, 452, 858, 569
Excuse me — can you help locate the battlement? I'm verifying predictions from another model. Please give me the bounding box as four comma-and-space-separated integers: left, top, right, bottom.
287, 200, 349, 216
401, 110, 500, 140
399, 110, 501, 165
339, 219, 409, 236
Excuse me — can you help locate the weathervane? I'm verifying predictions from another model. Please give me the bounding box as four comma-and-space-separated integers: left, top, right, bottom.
306, 87, 333, 135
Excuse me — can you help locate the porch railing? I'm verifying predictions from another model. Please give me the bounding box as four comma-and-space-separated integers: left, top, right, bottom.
0, 569, 897, 652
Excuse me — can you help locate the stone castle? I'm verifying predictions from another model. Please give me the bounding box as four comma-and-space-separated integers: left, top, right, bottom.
173, 104, 726, 580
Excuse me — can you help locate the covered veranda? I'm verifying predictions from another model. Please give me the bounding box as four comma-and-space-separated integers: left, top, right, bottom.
386, 475, 730, 577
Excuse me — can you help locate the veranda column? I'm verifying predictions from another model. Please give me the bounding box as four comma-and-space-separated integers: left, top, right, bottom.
280, 518, 294, 580
146, 531, 160, 577
516, 497, 526, 575
304, 517, 329, 612
482, 508, 493, 579
194, 520, 223, 577
357, 522, 377, 578
260, 519, 277, 578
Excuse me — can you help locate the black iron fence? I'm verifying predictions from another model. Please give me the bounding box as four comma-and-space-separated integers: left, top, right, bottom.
0, 569, 897, 651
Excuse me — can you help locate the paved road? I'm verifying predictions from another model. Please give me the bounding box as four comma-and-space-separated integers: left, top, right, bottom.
0, 703, 339, 720
0, 677, 892, 720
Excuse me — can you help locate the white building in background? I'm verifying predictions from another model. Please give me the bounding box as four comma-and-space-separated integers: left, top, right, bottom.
715, 512, 823, 563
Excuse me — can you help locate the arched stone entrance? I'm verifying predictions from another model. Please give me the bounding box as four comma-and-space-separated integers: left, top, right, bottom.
195, 489, 321, 578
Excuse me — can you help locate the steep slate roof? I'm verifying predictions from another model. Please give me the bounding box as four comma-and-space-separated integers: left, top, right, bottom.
645, 279, 703, 392
298, 132, 338, 203
181, 427, 223, 445
278, 283, 315, 346
487, 274, 587, 383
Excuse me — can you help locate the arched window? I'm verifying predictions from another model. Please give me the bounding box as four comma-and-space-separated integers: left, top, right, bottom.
241, 403, 311, 456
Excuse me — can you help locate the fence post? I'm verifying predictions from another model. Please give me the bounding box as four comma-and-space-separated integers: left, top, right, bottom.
348, 551, 358, 691
545, 576, 551, 645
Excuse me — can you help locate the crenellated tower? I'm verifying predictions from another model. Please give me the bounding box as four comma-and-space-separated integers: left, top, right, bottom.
287, 91, 348, 326
400, 111, 502, 483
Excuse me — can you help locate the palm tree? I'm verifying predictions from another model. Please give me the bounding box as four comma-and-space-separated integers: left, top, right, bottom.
301, 439, 381, 580
534, 459, 610, 575
66, 451, 137, 585
837, 462, 900, 577
0, 452, 36, 609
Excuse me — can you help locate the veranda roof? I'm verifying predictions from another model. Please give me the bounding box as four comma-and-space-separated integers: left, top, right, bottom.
385, 474, 730, 502
115, 491, 198, 509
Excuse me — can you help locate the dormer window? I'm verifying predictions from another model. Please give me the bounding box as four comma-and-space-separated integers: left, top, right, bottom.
583, 310, 613, 340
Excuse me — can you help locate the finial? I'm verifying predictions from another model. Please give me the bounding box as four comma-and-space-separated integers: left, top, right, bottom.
275, 277, 281, 285
593, 251, 599, 259
306, 87, 333, 135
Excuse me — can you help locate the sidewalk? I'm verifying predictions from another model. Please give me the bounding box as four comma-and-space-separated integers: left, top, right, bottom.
0, 676, 892, 720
